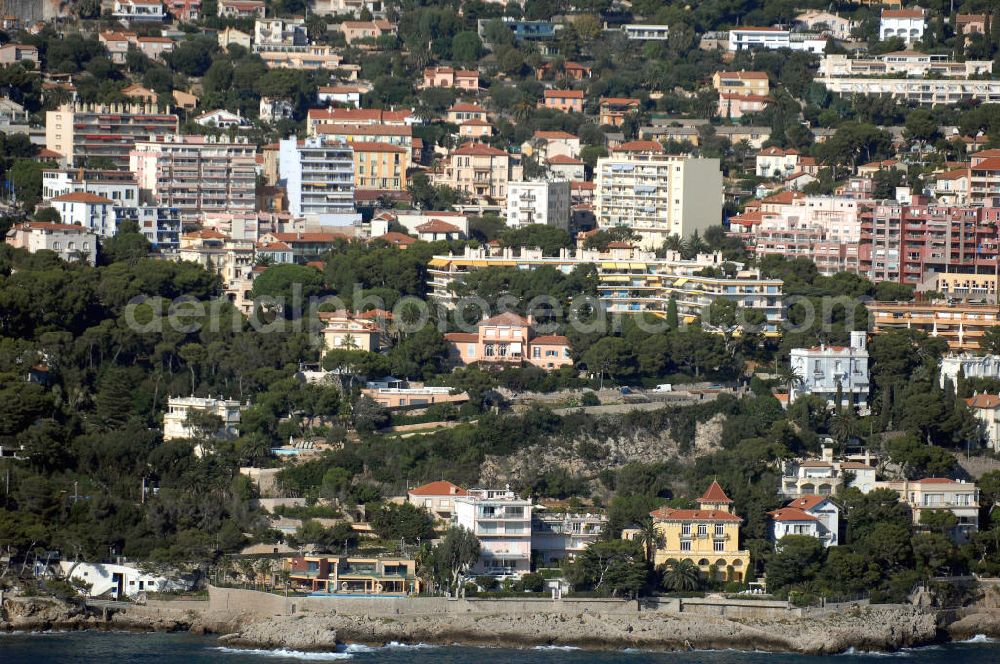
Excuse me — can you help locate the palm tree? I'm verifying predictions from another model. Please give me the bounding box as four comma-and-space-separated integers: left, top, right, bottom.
662, 234, 689, 256
829, 409, 861, 445
255, 558, 274, 591
237, 559, 257, 589
638, 518, 662, 564
660, 558, 701, 592
776, 365, 804, 399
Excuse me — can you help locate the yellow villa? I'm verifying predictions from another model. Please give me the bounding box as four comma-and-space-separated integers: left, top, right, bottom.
645, 481, 751, 582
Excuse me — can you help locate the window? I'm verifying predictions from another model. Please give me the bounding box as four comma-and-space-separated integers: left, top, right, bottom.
681, 523, 691, 535
485, 344, 495, 357
697, 524, 707, 536
714, 523, 725, 537
533, 347, 541, 358
424, 499, 432, 507
467, 344, 476, 357
713, 540, 725, 552
680, 540, 691, 551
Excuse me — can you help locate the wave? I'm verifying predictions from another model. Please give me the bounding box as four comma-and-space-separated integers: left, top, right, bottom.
960, 634, 995, 644
532, 645, 581, 651
837, 647, 910, 657
384, 641, 438, 649
211, 646, 353, 660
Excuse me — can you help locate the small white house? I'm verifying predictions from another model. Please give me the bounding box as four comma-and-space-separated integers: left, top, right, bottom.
940, 353, 1000, 391
769, 494, 840, 547
880, 8, 926, 45
58, 561, 189, 598
163, 395, 244, 441
194, 109, 248, 129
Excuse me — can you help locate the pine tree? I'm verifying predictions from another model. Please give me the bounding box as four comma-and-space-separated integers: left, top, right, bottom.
666, 297, 679, 330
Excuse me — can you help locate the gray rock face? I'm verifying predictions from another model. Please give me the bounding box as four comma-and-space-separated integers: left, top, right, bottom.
219, 615, 338, 650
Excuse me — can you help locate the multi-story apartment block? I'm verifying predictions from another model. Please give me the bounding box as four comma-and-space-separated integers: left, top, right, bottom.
42, 168, 139, 207
641, 481, 751, 582
593, 144, 722, 249
306, 107, 414, 135
506, 180, 571, 229
868, 300, 1000, 352
163, 395, 244, 441
820, 77, 1000, 105
453, 486, 533, 577
531, 510, 606, 564
5, 221, 99, 265
420, 66, 479, 90
50, 192, 118, 237
114, 205, 181, 251
254, 18, 308, 47
924, 273, 997, 302
46, 103, 179, 169
407, 480, 469, 522
880, 7, 926, 44
129, 135, 256, 222
428, 246, 784, 334
278, 137, 356, 220
789, 331, 870, 411
819, 53, 992, 79
256, 44, 345, 70
877, 478, 979, 543
350, 142, 408, 192
778, 447, 879, 497
437, 143, 522, 206
112, 0, 166, 22
727, 27, 827, 53
769, 495, 841, 547
860, 202, 1000, 285
539, 89, 584, 113
970, 149, 1000, 207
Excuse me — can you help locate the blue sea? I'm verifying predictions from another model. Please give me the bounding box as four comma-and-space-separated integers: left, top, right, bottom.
1, 632, 998, 663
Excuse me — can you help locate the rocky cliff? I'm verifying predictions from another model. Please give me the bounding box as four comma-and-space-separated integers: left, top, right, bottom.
214, 604, 938, 654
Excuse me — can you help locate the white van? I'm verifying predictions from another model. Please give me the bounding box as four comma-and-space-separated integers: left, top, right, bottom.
653, 384, 673, 392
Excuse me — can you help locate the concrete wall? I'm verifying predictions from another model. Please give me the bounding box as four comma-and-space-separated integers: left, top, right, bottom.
208, 586, 811, 620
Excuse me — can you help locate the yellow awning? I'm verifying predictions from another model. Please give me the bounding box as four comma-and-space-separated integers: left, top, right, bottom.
673, 278, 689, 286
600, 275, 630, 282
630, 263, 647, 269
600, 262, 617, 269
683, 315, 697, 324
429, 258, 450, 267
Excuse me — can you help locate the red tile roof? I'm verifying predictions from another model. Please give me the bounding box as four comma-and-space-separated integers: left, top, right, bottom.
786, 494, 828, 511
444, 332, 478, 343
530, 335, 570, 345
534, 130, 578, 140
481, 311, 529, 326
376, 231, 417, 245
452, 143, 508, 157
449, 103, 486, 113
699, 480, 734, 504
717, 70, 768, 80
51, 192, 114, 204
13, 221, 90, 233
547, 154, 583, 165
967, 394, 1000, 409
649, 507, 742, 522
544, 89, 585, 98
769, 507, 818, 522
415, 219, 461, 234
614, 140, 664, 153
408, 480, 468, 497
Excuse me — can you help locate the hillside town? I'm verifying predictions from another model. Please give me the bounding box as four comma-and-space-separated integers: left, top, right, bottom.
4, 0, 1000, 653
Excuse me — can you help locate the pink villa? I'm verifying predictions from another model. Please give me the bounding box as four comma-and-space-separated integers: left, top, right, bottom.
539, 89, 585, 113
444, 312, 573, 370
421, 66, 479, 91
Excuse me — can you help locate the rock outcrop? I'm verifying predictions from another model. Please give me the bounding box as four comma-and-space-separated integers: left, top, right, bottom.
218, 614, 338, 650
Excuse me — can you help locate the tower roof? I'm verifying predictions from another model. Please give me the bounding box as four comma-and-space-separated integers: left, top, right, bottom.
699, 480, 733, 504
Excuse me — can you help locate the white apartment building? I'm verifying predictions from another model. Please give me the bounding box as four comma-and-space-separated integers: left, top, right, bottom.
5, 221, 98, 265
819, 77, 1000, 105
453, 486, 533, 578
506, 180, 571, 230
789, 331, 870, 410
254, 18, 308, 47
50, 192, 118, 237
940, 354, 1000, 391
727, 27, 827, 54
129, 135, 257, 223
819, 53, 993, 79
877, 477, 979, 543
594, 149, 723, 249
779, 447, 879, 497
880, 8, 926, 44
531, 511, 605, 564
279, 136, 357, 222
163, 396, 244, 442
115, 205, 182, 252
623, 24, 669, 40
42, 168, 139, 207
769, 495, 841, 547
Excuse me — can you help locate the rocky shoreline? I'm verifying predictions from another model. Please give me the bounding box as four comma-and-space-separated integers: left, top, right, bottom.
4, 593, 1000, 655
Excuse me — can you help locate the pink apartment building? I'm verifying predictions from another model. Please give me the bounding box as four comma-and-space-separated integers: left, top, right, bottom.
443, 312, 573, 370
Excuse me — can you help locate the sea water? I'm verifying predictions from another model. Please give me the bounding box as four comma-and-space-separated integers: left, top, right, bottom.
1, 631, 998, 663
